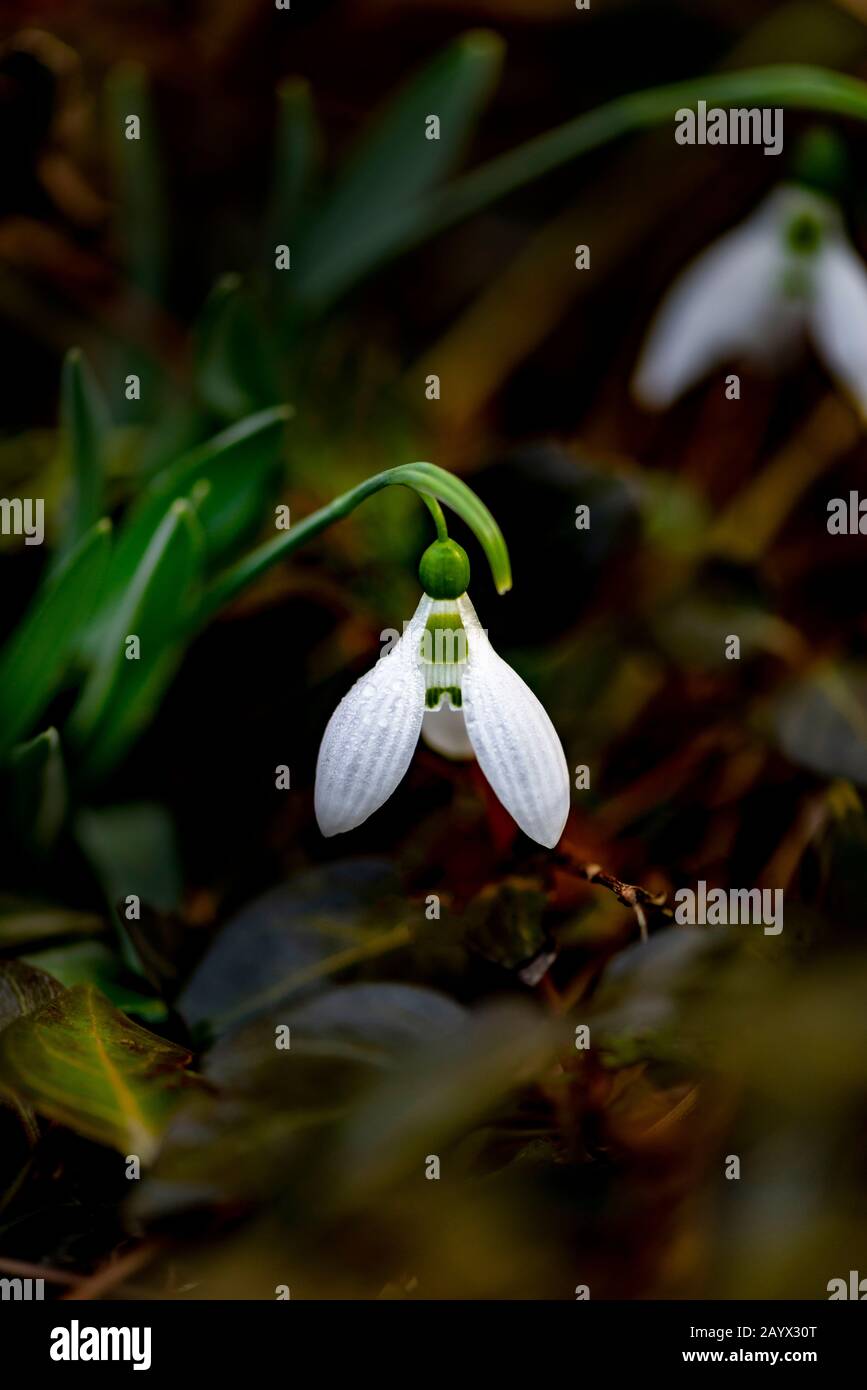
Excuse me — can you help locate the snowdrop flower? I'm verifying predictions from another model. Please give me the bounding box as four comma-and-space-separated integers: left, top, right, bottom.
315, 538, 570, 848
632, 183, 867, 416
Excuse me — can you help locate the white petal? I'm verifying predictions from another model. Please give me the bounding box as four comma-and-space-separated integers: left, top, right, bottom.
421, 705, 475, 761
632, 205, 790, 408
810, 236, 867, 418
457, 596, 570, 849
314, 597, 431, 836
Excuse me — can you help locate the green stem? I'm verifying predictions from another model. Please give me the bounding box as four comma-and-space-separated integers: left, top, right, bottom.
200, 460, 510, 619
384, 64, 867, 263
203, 66, 863, 613
419, 493, 449, 542
201, 472, 407, 617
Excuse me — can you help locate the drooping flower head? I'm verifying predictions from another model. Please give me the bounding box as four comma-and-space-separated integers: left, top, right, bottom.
633, 131, 867, 415
315, 536, 570, 848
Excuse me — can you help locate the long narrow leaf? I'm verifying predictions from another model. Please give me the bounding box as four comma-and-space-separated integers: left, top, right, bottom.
430, 65, 867, 237
58, 348, 110, 557
195, 276, 282, 421
301, 63, 867, 296
84, 406, 290, 649
106, 61, 166, 302
8, 728, 67, 851
0, 521, 111, 759
295, 30, 503, 309
69, 500, 204, 774
269, 76, 320, 247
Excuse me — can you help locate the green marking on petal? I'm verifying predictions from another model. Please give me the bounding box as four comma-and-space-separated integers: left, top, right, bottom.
424, 611, 464, 635
421, 604, 467, 708
426, 686, 462, 710
422, 610, 468, 666
785, 211, 823, 256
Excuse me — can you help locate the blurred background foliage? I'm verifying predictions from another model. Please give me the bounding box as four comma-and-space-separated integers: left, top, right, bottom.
1, 0, 867, 1300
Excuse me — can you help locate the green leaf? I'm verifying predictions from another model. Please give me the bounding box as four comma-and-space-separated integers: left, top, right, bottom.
203, 983, 466, 1106
445, 64, 867, 228
178, 860, 405, 1039
76, 803, 183, 917
459, 877, 549, 972
7, 727, 67, 851
144, 406, 290, 550
310, 64, 867, 286
106, 62, 166, 303
217, 982, 466, 1085
134, 984, 466, 1218
136, 396, 211, 482
195, 276, 282, 421
295, 30, 503, 309
0, 959, 66, 1141
336, 1002, 561, 1203
653, 593, 801, 669
77, 639, 185, 780
0, 520, 111, 760
0, 983, 195, 1160
0, 959, 65, 1036
22, 942, 167, 1023
68, 499, 204, 776
58, 348, 109, 557
771, 664, 867, 786
203, 459, 511, 618
0, 901, 104, 951
268, 77, 320, 257
75, 802, 183, 974
104, 62, 167, 416
86, 406, 290, 645
815, 794, 867, 938
589, 928, 738, 1072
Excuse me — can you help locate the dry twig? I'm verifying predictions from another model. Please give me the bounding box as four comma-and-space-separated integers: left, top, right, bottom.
553, 849, 672, 942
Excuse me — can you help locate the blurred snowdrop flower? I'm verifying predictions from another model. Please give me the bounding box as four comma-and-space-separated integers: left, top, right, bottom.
632, 183, 867, 416
315, 539, 570, 848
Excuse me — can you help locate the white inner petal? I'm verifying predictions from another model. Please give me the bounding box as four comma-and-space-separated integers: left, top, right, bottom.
421, 705, 475, 761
